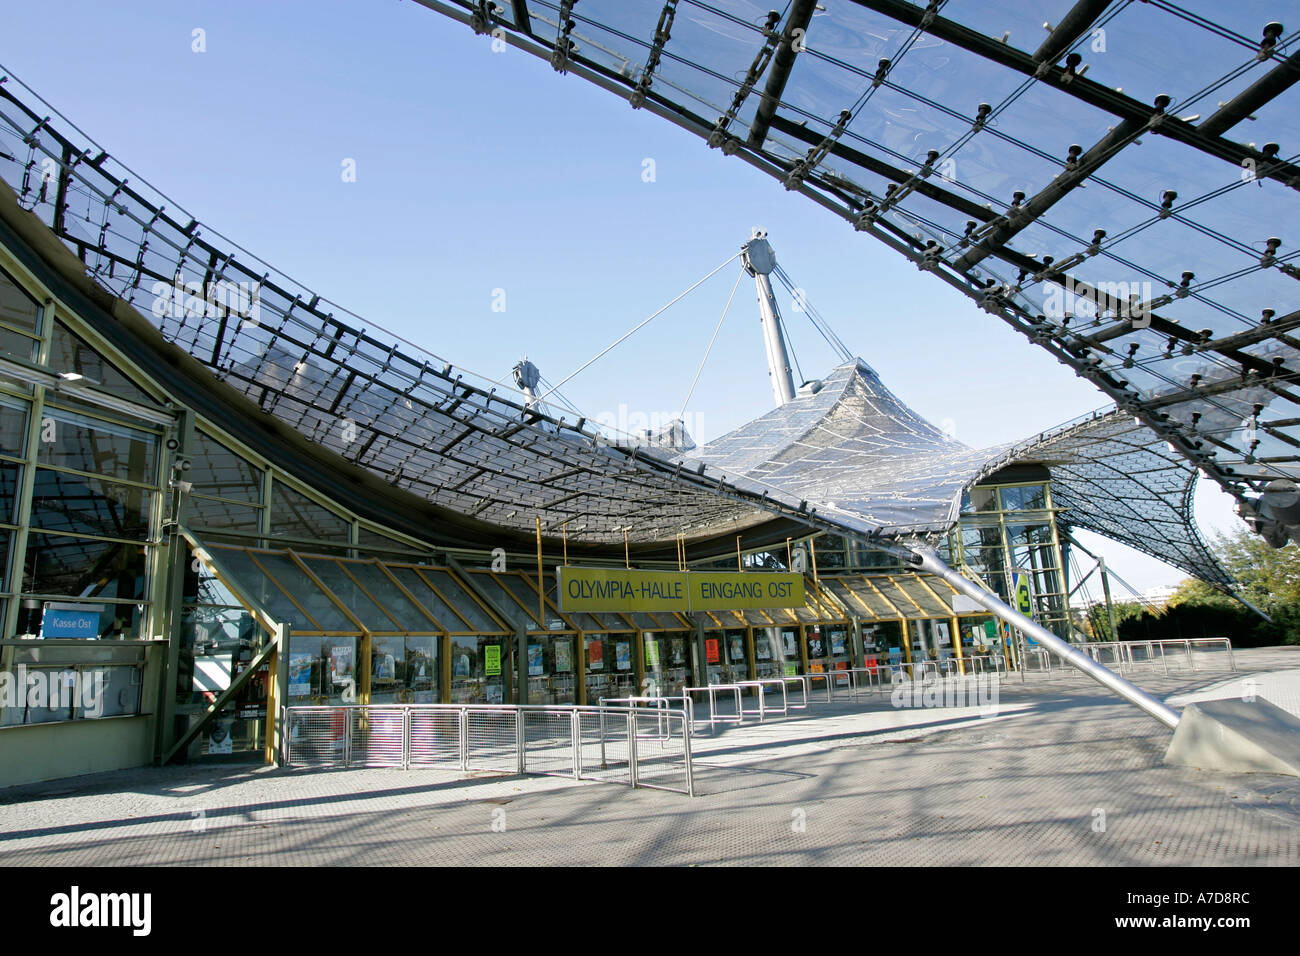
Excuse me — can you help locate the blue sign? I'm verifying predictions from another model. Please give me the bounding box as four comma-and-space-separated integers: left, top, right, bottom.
43, 609, 101, 638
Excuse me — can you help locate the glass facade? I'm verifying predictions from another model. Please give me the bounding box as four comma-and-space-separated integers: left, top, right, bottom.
952, 479, 1072, 640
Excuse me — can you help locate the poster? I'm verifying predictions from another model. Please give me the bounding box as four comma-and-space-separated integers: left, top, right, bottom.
555, 640, 572, 673
671, 639, 684, 665
705, 638, 719, 664
588, 639, 604, 670
615, 641, 631, 671
329, 644, 354, 683
645, 636, 661, 668
288, 652, 313, 697
782, 631, 797, 657
810, 661, 824, 674
831, 633, 847, 656
527, 642, 544, 677
728, 635, 744, 662
453, 650, 471, 677
207, 719, 233, 755
756, 637, 771, 660
486, 683, 503, 704
783, 662, 797, 677
485, 644, 502, 677
808, 633, 825, 658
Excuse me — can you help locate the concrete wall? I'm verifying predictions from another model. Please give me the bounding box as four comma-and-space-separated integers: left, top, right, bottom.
0, 716, 153, 788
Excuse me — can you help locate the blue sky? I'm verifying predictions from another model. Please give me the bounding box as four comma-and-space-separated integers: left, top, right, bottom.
4, 0, 1245, 592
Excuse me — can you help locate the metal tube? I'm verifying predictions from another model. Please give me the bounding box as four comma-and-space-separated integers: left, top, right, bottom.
910, 548, 1180, 729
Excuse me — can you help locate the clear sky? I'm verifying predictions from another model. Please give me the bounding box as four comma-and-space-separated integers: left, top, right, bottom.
4, 0, 1247, 594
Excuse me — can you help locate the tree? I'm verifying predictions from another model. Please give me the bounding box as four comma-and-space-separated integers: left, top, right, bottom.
1207, 527, 1300, 612
1157, 526, 1300, 645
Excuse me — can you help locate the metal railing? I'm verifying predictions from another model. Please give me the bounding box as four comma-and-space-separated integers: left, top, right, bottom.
1019, 638, 1235, 678
282, 703, 694, 795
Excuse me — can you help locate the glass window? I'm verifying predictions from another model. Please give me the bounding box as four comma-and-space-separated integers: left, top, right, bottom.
0, 325, 37, 363
247, 551, 357, 633
371, 634, 439, 703
285, 635, 359, 704
37, 408, 158, 484
0, 397, 29, 457
22, 599, 147, 641
298, 556, 397, 632
30, 468, 154, 539
0, 462, 22, 524
999, 484, 1048, 512
47, 321, 159, 406
753, 628, 780, 679
969, 486, 999, 512
449, 635, 508, 704
206, 548, 333, 633
0, 265, 40, 334
525, 634, 577, 704
1006, 523, 1054, 547
189, 431, 264, 502
340, 562, 439, 632
357, 526, 426, 555
386, 566, 463, 630
270, 481, 350, 542
187, 495, 263, 533
467, 572, 538, 630
642, 632, 691, 695
22, 533, 148, 601
426, 569, 504, 632
585, 632, 631, 701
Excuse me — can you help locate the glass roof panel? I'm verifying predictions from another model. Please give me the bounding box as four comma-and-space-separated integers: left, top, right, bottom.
204, 546, 343, 634
337, 562, 442, 631
422, 568, 507, 633
297, 556, 398, 632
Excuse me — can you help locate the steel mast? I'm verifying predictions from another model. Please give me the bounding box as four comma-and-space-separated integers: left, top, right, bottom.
741, 230, 797, 406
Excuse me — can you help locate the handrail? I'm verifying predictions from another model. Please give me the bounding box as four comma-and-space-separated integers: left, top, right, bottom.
282, 701, 695, 795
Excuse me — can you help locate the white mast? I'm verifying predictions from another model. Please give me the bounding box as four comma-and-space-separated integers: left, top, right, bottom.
741, 230, 797, 406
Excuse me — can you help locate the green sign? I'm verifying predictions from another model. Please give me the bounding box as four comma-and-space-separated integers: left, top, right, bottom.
645, 635, 660, 667
1012, 571, 1033, 617
485, 645, 501, 676
557, 566, 803, 613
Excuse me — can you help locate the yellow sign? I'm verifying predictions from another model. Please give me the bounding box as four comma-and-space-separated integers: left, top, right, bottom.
556, 566, 803, 613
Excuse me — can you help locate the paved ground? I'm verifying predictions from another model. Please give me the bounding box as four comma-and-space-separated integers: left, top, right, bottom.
2, 647, 1298, 866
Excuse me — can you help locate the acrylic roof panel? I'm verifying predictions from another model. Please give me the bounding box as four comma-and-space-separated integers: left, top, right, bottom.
413, 0, 1300, 526
0, 76, 859, 550
695, 356, 1231, 583
695, 359, 1002, 533
974, 408, 1233, 585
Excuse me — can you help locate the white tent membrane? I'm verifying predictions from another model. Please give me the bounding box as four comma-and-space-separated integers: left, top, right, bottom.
691, 359, 1231, 583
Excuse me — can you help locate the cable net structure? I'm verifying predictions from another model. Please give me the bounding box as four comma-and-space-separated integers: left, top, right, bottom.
692, 359, 1230, 583
0, 74, 842, 553
415, 0, 1300, 546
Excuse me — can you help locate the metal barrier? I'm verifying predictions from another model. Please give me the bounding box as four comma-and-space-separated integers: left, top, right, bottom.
683, 684, 743, 730
283, 703, 694, 796
1024, 638, 1236, 679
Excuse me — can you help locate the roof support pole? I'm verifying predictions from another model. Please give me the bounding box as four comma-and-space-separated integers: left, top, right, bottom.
748, 0, 818, 147
742, 235, 796, 405
1199, 49, 1300, 138
1032, 0, 1114, 66
907, 546, 1181, 728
